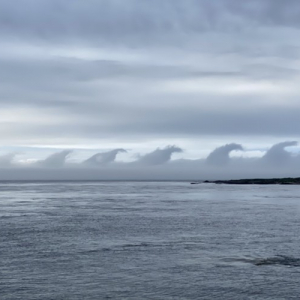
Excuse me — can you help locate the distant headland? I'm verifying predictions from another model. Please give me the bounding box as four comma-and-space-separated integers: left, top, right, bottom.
191, 177, 300, 185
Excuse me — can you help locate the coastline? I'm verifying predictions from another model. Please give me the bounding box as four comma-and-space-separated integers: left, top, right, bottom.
192, 177, 300, 185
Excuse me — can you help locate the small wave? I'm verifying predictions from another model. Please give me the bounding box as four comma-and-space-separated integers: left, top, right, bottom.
121, 242, 150, 248
80, 240, 201, 254
253, 255, 300, 267
80, 242, 151, 254
0, 215, 15, 219
223, 255, 300, 267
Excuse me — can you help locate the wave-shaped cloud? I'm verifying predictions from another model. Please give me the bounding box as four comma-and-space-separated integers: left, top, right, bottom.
136, 145, 183, 165
0, 141, 300, 180
83, 149, 127, 166
261, 141, 298, 166
36, 150, 72, 168
206, 143, 243, 166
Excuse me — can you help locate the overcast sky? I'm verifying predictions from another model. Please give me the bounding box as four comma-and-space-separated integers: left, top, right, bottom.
1, 0, 300, 179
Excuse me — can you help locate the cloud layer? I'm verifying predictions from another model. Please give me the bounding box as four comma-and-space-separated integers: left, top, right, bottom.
1, 0, 300, 176
1, 142, 300, 180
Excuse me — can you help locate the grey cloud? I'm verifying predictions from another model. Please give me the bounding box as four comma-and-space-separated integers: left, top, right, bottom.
0, 58, 236, 106
0, 57, 297, 101
0, 1, 229, 43
3, 101, 300, 146
1, 0, 300, 165
0, 141, 300, 180
37, 150, 72, 168
206, 143, 243, 166
83, 148, 126, 166
1, 1, 300, 142
261, 141, 298, 166
0, 153, 17, 167
2, 0, 300, 43
136, 146, 183, 165
228, 0, 300, 28
244, 64, 300, 80
93, 104, 300, 138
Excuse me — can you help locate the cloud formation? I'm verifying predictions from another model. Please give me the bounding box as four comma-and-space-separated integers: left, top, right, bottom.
0, 142, 299, 180
261, 141, 298, 166
83, 148, 126, 165
0, 153, 17, 167
136, 146, 183, 165
37, 150, 72, 168
1, 1, 300, 170
206, 143, 243, 166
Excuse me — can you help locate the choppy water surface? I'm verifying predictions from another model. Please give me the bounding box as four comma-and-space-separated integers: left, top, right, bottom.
1, 181, 300, 299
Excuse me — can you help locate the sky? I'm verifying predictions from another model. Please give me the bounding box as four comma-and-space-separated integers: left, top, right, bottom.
1, 0, 300, 179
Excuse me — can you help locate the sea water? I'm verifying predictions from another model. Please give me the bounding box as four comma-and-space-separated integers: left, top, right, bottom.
1, 181, 300, 299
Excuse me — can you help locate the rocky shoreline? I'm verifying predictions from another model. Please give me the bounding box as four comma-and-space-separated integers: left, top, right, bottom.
191, 177, 300, 185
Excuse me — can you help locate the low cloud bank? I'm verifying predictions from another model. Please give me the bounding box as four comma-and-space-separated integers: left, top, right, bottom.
1, 142, 300, 180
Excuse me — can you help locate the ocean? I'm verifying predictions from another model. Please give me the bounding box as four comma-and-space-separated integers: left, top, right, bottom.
1, 181, 300, 299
